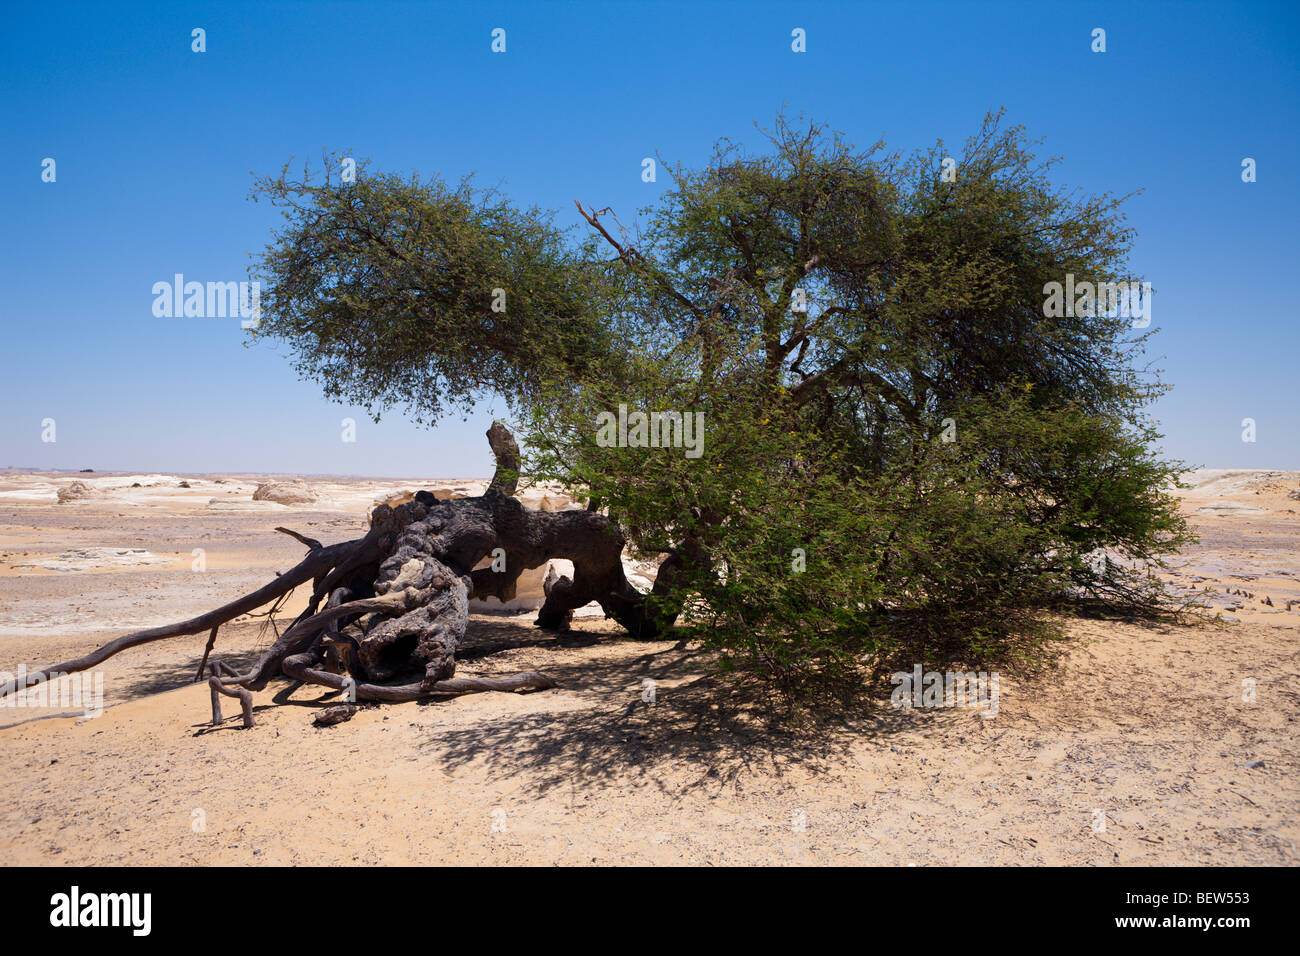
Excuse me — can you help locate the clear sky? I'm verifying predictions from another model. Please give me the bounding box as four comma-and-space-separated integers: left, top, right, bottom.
2, 0, 1297, 476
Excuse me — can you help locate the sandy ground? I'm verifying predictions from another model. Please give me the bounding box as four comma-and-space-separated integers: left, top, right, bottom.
0, 469, 1296, 866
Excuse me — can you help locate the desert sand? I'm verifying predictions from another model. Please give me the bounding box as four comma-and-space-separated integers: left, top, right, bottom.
0, 468, 1296, 865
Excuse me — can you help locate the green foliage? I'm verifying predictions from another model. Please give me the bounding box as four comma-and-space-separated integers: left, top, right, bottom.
251, 116, 1194, 707
248, 154, 616, 424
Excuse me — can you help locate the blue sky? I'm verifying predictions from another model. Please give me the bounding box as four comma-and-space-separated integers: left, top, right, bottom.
2, 0, 1297, 476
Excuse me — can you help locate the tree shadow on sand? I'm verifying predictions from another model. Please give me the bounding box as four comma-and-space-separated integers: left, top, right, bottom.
418, 622, 938, 797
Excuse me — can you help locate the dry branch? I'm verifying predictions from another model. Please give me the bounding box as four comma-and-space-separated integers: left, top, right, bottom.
0, 425, 677, 729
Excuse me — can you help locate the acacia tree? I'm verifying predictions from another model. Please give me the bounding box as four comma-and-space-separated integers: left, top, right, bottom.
1, 112, 1191, 722
522, 113, 1191, 698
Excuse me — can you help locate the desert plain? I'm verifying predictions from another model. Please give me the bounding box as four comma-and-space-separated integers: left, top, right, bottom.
0, 468, 1296, 865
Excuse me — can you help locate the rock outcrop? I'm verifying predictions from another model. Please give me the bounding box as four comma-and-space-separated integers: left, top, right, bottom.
56, 481, 96, 504
252, 480, 320, 506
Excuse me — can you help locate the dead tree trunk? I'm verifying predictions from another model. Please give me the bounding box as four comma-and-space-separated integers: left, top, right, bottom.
0, 425, 678, 728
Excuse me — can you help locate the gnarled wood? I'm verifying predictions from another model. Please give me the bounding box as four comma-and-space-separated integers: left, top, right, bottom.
486, 421, 522, 496
0, 538, 357, 701
0, 424, 681, 729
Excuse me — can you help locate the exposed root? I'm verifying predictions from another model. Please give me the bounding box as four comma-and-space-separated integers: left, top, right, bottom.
208, 661, 255, 729
0, 538, 354, 700
194, 626, 218, 683
0, 425, 679, 729
274, 526, 323, 551
282, 650, 556, 702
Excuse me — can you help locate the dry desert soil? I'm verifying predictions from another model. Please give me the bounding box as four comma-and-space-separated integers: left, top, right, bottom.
0, 469, 1296, 865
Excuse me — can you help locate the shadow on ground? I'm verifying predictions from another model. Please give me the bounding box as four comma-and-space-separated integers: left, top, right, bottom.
420, 616, 952, 796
